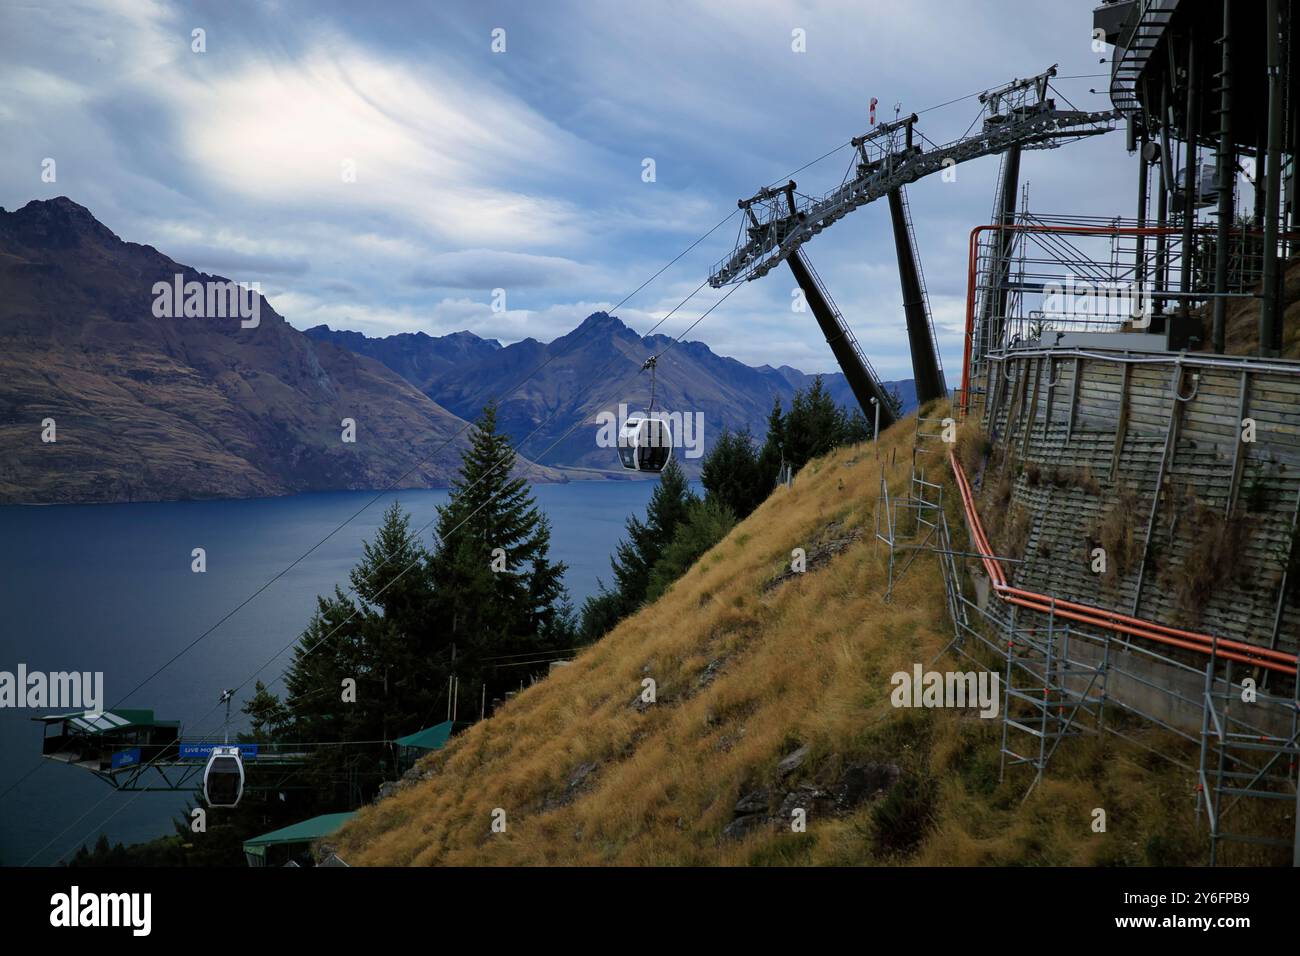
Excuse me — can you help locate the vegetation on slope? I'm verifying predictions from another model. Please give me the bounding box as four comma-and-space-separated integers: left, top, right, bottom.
335, 406, 1215, 866
1190, 256, 1300, 358
577, 377, 876, 641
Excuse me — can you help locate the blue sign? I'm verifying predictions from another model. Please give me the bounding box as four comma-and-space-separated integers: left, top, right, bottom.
179, 742, 259, 760
111, 747, 141, 769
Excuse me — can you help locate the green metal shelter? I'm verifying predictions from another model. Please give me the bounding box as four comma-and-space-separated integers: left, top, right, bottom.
393, 719, 465, 772
394, 720, 456, 751
242, 812, 355, 867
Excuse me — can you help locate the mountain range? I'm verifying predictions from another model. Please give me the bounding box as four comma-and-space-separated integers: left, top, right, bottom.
307, 318, 916, 475
0, 198, 914, 503
0, 198, 502, 503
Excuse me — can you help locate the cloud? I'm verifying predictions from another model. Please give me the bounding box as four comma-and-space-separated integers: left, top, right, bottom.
171, 42, 593, 248
405, 249, 596, 290
171, 247, 312, 277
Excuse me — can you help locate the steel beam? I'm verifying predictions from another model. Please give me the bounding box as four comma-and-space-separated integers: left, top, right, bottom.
887, 188, 946, 405
1179, 27, 1198, 323
1260, 0, 1286, 356
1212, 0, 1234, 353
978, 144, 1023, 359
787, 250, 898, 429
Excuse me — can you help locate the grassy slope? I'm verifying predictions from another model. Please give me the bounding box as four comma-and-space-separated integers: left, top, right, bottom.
1191, 257, 1300, 358
335, 409, 1211, 866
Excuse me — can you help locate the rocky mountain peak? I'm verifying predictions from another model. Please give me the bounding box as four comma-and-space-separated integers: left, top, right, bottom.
0, 196, 120, 250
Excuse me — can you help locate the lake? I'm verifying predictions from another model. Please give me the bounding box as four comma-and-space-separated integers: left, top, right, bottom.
0, 480, 667, 866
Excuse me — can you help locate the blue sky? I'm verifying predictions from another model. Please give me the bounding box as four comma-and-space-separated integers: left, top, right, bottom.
1, 0, 1137, 379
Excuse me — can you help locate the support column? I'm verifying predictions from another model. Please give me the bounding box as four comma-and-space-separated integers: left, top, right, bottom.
982, 144, 1022, 356
1136, 130, 1149, 306
1254, 126, 1267, 229
886, 188, 946, 405
1212, 0, 1234, 353
1156, 84, 1171, 315
1260, 0, 1285, 356
1180, 27, 1199, 323
786, 250, 898, 429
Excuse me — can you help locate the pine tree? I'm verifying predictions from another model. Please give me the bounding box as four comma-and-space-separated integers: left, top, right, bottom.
783, 376, 841, 467
243, 680, 289, 739
351, 502, 437, 744
701, 427, 765, 520
612, 458, 695, 603
579, 457, 696, 638
757, 395, 787, 489
427, 403, 570, 711
645, 497, 736, 600
269, 502, 443, 807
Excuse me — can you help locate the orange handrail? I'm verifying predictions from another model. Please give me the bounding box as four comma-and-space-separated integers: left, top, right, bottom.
948, 450, 1298, 676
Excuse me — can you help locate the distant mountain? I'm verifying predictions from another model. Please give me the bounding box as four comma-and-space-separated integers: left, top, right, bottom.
304, 326, 502, 396
0, 198, 559, 504
319, 312, 917, 475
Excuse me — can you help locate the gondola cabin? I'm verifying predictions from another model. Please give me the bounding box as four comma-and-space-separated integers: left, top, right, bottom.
618, 416, 673, 472
203, 745, 245, 808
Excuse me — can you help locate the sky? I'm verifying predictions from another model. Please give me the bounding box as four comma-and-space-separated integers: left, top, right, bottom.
0, 0, 1139, 380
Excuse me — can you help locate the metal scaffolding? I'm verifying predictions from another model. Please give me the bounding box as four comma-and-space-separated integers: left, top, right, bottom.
875, 415, 1300, 863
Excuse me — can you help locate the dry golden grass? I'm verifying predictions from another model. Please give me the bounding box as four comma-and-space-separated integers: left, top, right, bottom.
334, 407, 1219, 867
1096, 482, 1142, 586
1161, 485, 1250, 626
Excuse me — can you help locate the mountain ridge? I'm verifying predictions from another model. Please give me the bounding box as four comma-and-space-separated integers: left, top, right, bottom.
0, 197, 916, 501
307, 314, 917, 475
0, 197, 560, 504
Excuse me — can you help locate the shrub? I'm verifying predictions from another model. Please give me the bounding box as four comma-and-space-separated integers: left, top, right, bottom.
1096, 483, 1142, 585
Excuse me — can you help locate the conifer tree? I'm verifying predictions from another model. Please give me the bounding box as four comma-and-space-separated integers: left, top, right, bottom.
427, 403, 570, 710
645, 497, 736, 600
701, 427, 765, 520
579, 458, 696, 638
757, 395, 787, 488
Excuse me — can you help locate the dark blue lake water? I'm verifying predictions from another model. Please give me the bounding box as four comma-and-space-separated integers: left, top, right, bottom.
0, 481, 663, 866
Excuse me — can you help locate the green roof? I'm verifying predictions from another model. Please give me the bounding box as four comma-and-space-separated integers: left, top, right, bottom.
394, 720, 458, 751
243, 812, 356, 850
32, 709, 180, 735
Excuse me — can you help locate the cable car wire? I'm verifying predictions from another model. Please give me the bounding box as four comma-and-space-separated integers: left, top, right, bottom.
184, 280, 747, 747
19, 69, 1081, 848
95, 208, 743, 723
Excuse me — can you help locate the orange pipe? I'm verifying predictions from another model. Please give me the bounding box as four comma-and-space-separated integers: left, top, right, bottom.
1001, 592, 1289, 672
998, 582, 1296, 665
946, 450, 1297, 676
952, 456, 1295, 664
